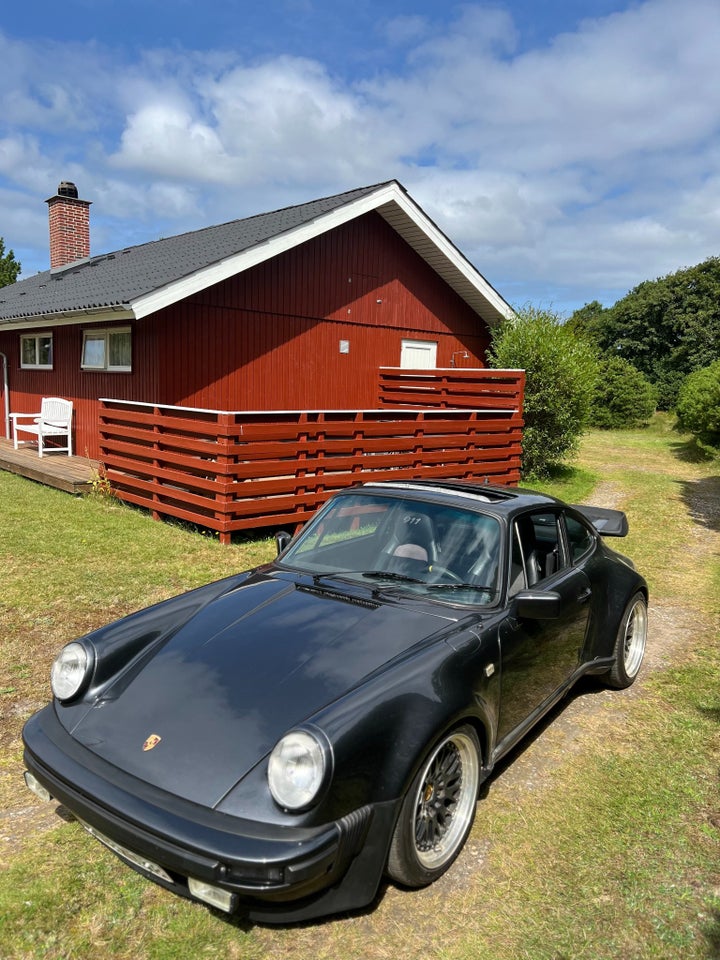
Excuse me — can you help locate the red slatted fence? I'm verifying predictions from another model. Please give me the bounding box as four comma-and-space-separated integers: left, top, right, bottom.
99, 378, 523, 543
378, 367, 524, 410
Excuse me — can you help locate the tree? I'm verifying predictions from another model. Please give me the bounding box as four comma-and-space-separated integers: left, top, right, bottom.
568, 258, 720, 409
0, 237, 21, 288
590, 356, 657, 429
676, 360, 720, 456
487, 306, 599, 478
564, 299, 608, 344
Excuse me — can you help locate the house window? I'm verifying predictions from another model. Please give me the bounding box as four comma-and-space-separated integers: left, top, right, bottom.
81, 327, 132, 372
20, 333, 53, 369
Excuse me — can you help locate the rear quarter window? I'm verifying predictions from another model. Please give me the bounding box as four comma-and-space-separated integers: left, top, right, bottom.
565, 514, 595, 563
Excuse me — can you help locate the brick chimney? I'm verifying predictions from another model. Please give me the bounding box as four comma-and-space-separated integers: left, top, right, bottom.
46, 181, 91, 269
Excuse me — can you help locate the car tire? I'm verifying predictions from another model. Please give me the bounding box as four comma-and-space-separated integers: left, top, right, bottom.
386, 725, 481, 888
603, 591, 647, 689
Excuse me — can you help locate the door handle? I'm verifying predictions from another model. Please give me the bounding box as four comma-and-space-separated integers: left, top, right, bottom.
577, 588, 592, 603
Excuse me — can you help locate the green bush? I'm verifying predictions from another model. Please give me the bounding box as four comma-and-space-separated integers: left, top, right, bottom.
591, 356, 657, 429
676, 360, 720, 456
487, 306, 599, 477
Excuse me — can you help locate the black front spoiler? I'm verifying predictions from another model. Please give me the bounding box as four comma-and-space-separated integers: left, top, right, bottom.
23, 705, 397, 923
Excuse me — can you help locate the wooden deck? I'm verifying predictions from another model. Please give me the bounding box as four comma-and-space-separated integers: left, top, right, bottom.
0, 438, 98, 495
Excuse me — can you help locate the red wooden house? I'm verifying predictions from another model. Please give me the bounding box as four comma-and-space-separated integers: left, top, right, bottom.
0, 181, 523, 539
0, 180, 514, 460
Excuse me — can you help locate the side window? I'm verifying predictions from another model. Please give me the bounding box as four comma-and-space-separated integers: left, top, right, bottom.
82, 327, 132, 371
508, 512, 563, 597
20, 333, 53, 369
565, 514, 595, 563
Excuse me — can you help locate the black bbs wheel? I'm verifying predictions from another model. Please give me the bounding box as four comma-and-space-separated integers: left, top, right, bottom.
604, 591, 648, 689
387, 725, 480, 887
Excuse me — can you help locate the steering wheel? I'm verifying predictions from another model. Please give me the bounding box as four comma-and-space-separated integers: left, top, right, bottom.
426, 563, 463, 583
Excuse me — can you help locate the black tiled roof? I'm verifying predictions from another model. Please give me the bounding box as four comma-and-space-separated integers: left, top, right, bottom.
0, 182, 393, 322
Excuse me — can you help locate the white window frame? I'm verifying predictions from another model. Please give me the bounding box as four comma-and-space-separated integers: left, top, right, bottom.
81, 327, 132, 372
20, 333, 53, 370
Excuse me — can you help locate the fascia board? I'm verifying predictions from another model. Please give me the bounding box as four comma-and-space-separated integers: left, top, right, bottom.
376, 190, 515, 322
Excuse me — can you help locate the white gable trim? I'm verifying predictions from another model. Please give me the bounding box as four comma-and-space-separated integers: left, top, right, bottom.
131, 182, 514, 324
375, 187, 514, 324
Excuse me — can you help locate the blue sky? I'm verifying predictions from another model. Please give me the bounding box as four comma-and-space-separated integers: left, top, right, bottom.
2, 0, 719, 314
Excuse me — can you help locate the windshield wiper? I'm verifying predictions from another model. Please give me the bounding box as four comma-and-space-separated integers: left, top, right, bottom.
425, 582, 497, 593
311, 570, 494, 596
360, 570, 426, 584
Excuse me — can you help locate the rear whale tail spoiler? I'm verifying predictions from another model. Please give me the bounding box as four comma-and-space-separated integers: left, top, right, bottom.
573, 505, 629, 537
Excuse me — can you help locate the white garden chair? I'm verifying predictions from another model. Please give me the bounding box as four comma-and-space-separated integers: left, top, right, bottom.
10, 397, 73, 457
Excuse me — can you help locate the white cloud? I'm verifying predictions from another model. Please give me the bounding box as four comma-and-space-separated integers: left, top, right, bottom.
111, 101, 235, 181
0, 33, 117, 132
108, 53, 409, 191
378, 0, 720, 306
202, 57, 375, 182
365, 0, 720, 171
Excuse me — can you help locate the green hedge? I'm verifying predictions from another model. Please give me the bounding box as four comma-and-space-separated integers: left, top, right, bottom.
676, 360, 720, 455
591, 356, 657, 429
487, 307, 598, 477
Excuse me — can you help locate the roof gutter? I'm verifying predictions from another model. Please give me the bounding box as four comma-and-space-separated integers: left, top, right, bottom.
0, 306, 135, 332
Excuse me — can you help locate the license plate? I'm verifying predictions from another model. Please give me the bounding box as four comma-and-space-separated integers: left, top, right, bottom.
78, 818, 174, 884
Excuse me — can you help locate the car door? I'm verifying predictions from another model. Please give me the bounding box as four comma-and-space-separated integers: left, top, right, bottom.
495, 510, 592, 748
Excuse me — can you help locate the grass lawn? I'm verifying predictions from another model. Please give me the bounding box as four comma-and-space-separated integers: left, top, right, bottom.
0, 415, 718, 959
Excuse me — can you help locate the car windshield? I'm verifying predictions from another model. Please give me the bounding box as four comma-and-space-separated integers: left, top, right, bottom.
280, 492, 501, 607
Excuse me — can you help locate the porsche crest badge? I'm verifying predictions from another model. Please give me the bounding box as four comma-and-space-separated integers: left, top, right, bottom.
143, 734, 162, 752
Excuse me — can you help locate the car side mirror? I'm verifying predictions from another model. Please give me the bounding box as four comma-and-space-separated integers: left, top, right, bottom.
275, 531, 292, 555
515, 590, 562, 620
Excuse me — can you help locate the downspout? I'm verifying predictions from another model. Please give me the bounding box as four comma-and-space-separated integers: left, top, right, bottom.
0, 352, 9, 439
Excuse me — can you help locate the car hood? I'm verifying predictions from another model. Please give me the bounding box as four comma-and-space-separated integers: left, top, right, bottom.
68, 573, 454, 807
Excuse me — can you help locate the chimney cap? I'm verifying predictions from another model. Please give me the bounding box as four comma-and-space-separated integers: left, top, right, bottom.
57, 181, 79, 199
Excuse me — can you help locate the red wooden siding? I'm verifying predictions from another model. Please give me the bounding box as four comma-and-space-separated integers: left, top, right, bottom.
0, 211, 494, 460
150, 213, 491, 412
99, 399, 523, 543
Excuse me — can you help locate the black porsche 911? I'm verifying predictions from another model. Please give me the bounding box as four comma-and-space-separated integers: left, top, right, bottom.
23, 480, 647, 923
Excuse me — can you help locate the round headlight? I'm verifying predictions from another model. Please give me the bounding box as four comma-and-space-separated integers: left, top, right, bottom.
267, 729, 327, 810
50, 642, 93, 702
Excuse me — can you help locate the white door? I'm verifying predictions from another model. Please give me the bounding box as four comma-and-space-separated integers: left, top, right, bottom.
400, 339, 437, 369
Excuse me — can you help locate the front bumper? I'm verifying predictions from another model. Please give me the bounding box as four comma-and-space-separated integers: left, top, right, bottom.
23, 705, 396, 923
